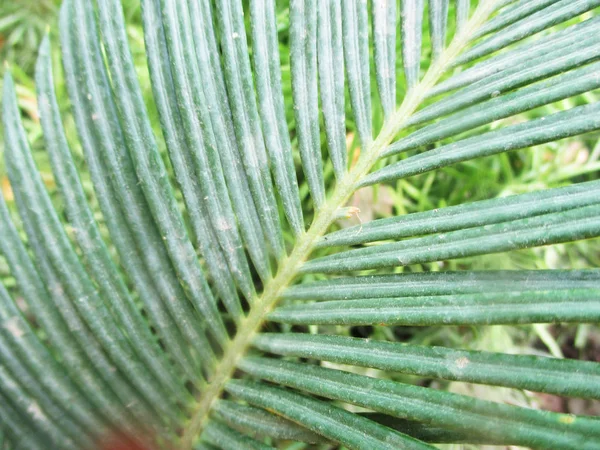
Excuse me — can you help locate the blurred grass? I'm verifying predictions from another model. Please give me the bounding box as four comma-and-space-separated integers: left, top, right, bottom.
1, 1, 599, 449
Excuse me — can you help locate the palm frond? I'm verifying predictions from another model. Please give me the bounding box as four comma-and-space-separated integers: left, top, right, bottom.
1, 0, 600, 449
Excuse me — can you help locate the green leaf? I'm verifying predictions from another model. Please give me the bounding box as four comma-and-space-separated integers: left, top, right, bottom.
0, 389, 48, 450
202, 420, 274, 450
368, 102, 600, 185
401, 0, 424, 89
35, 35, 189, 404
250, 0, 305, 234
270, 289, 600, 326
430, 14, 600, 97
254, 333, 600, 398
284, 269, 600, 300
372, 0, 397, 119
4, 70, 172, 433
429, 0, 449, 60
238, 357, 600, 449
213, 400, 327, 444
342, 0, 372, 147
225, 379, 435, 450
290, 0, 325, 208
2, 1, 600, 448
213, 0, 286, 259
60, 0, 213, 376
474, 0, 561, 38
93, 0, 227, 347
318, 0, 347, 179
141, 0, 245, 320
304, 205, 600, 273
319, 180, 600, 247
456, 0, 600, 65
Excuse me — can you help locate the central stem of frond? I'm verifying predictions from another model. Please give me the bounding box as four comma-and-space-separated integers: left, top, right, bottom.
181, 2, 498, 447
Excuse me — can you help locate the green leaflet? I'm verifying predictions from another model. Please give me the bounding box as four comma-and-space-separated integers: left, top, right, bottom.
238, 357, 600, 449
401, 0, 424, 89
342, 0, 372, 147
0, 390, 48, 450
269, 289, 600, 326
369, 102, 600, 185
35, 35, 190, 406
250, 0, 304, 235
0, 358, 80, 450
429, 0, 449, 60
93, 0, 227, 347
386, 60, 600, 156
0, 282, 107, 440
456, 0, 470, 29
456, 0, 600, 65
213, 0, 286, 260
430, 14, 600, 97
283, 269, 600, 300
474, 0, 560, 38
372, 0, 397, 119
202, 420, 274, 450
61, 0, 212, 379
254, 333, 600, 398
318, 0, 347, 180
141, 0, 244, 321
213, 400, 327, 444
304, 205, 600, 273
319, 180, 600, 247
225, 379, 435, 450
290, 0, 325, 208
4, 71, 170, 434
155, 0, 269, 291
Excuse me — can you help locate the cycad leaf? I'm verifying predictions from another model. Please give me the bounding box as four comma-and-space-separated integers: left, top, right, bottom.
225, 379, 435, 450
93, 0, 226, 346
0, 282, 107, 438
213, 0, 286, 259
159, 0, 271, 284
304, 205, 600, 273
141, 0, 245, 318
35, 36, 188, 403
0, 388, 52, 449
202, 420, 274, 450
60, 0, 213, 376
318, 0, 347, 180
1, 0, 600, 448
254, 333, 600, 398
474, 0, 561, 38
385, 60, 600, 156
290, 0, 325, 208
456, 0, 470, 30
0, 284, 91, 449
429, 0, 449, 60
369, 102, 600, 185
4, 71, 173, 433
0, 145, 145, 436
320, 180, 600, 247
270, 289, 600, 326
373, 0, 397, 118
238, 357, 600, 449
456, 0, 600, 65
284, 269, 600, 300
430, 14, 600, 97
401, 0, 425, 89
342, 0, 373, 147
251, 0, 305, 234
212, 400, 326, 444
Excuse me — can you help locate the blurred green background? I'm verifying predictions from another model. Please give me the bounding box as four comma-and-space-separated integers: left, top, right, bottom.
1, 2, 599, 448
